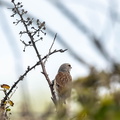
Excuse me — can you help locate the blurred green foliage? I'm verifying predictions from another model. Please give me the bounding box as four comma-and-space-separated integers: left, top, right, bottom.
37, 64, 120, 120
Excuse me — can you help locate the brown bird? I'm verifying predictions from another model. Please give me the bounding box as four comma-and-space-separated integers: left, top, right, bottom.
53, 63, 72, 105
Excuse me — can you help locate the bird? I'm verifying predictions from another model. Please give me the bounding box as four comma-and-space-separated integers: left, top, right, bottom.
53, 63, 72, 105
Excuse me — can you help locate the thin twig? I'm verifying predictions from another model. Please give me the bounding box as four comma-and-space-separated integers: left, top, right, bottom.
44, 33, 57, 64
2, 1, 67, 108
49, 33, 57, 52
20, 39, 32, 46
1, 48, 67, 106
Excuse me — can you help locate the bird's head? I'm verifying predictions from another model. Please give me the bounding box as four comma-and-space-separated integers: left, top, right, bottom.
58, 63, 72, 73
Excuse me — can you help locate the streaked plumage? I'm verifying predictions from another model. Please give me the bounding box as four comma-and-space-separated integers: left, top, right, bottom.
53, 63, 72, 104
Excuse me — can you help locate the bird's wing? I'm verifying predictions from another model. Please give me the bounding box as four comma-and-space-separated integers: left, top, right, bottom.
55, 72, 72, 86
55, 72, 72, 98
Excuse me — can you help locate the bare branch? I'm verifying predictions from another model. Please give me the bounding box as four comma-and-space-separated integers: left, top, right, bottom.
1, 1, 67, 109
0, 48, 67, 107
49, 33, 57, 52
44, 33, 57, 64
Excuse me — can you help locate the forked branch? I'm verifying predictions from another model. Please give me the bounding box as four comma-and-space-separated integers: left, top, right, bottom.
1, 0, 67, 108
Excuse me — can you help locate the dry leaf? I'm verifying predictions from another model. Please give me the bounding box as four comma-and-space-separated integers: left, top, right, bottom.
1, 84, 10, 90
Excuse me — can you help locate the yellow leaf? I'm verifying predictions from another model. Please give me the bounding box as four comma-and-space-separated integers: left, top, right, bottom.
6, 108, 11, 111
4, 101, 7, 105
8, 100, 14, 106
1, 84, 10, 90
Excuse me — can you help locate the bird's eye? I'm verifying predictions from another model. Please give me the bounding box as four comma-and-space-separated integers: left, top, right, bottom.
68, 64, 71, 67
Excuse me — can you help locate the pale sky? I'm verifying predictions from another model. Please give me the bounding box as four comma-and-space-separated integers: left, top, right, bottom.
0, 0, 120, 112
